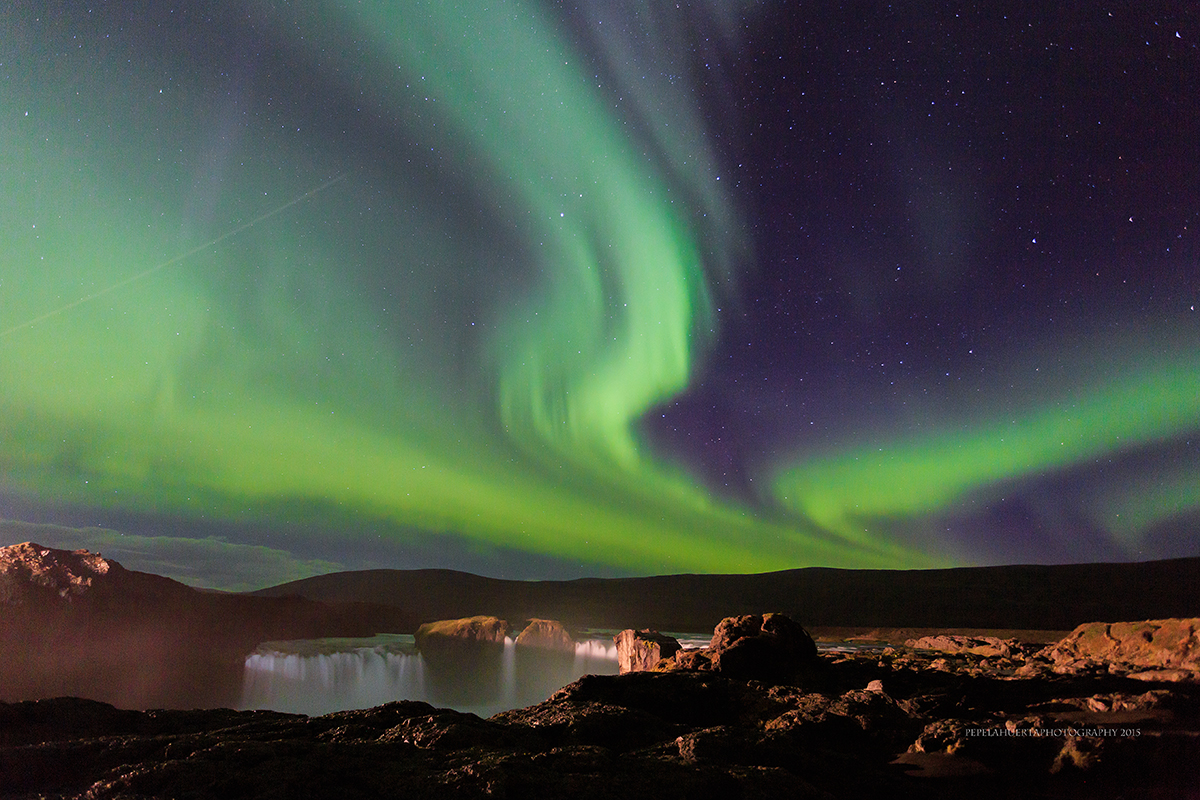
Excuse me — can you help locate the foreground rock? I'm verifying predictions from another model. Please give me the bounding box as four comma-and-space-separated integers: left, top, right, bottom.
618, 613, 820, 683
6, 631, 1199, 799
1036, 619, 1200, 680
614, 629, 682, 673
702, 613, 819, 681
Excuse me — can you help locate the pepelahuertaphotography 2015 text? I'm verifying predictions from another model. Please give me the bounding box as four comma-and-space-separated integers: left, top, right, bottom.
964, 726, 1142, 738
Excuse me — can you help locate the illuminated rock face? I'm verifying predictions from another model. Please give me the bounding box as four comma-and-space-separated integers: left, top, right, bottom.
0, 542, 183, 608
409, 616, 591, 710
515, 618, 575, 652
905, 635, 1022, 658
613, 629, 681, 674
413, 617, 513, 708
415, 616, 511, 648
1038, 619, 1200, 675
0, 542, 113, 603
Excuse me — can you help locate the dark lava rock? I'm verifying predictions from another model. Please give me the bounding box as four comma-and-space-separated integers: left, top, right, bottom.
707, 613, 819, 681
645, 613, 820, 683
4, 637, 1200, 799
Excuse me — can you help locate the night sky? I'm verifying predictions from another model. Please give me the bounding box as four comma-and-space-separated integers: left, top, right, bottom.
2, 1, 1197, 591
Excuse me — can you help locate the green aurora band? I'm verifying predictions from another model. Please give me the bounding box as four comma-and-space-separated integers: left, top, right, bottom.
775, 350, 1200, 552
1, 1, 1197, 585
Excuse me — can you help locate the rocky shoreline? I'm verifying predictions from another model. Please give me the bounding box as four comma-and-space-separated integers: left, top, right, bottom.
3, 615, 1198, 799
3, 544, 1197, 797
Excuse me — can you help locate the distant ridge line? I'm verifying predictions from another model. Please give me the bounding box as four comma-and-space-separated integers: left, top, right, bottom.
251, 556, 1200, 632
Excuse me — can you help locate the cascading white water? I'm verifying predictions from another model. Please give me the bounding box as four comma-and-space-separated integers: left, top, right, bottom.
500, 636, 517, 710
239, 634, 619, 718
241, 637, 427, 716
572, 639, 618, 675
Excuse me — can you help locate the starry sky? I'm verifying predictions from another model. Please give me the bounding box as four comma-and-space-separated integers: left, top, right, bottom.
2, 1, 1197, 591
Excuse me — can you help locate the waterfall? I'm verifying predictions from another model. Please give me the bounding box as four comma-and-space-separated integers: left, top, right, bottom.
241, 640, 426, 717
500, 636, 517, 710
572, 638, 618, 675
240, 634, 619, 717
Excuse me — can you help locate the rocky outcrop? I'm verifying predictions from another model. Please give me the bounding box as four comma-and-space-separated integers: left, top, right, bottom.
5, 639, 1199, 800
1037, 619, 1200, 679
0, 542, 115, 603
640, 613, 820, 683
614, 629, 681, 673
415, 615, 510, 648
906, 634, 1024, 659
876, 620, 1200, 687
515, 618, 574, 651
414, 616, 513, 708
705, 613, 819, 681
511, 619, 579, 709
0, 541, 195, 608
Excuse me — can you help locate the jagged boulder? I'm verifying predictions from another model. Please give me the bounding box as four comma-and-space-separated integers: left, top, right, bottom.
705, 613, 818, 682
515, 619, 575, 651
670, 649, 713, 671
646, 613, 819, 684
614, 629, 681, 673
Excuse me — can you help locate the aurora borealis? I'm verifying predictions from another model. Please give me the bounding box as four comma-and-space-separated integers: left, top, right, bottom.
2, 2, 1197, 590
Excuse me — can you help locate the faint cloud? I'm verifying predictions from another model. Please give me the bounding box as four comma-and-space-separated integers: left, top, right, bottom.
0, 519, 343, 592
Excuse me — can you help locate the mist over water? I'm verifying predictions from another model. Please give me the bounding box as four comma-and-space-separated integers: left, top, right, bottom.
238, 633, 886, 718
240, 635, 620, 717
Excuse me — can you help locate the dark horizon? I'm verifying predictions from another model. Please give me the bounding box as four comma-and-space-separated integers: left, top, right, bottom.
5, 521, 1200, 608
5, 537, 1199, 635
